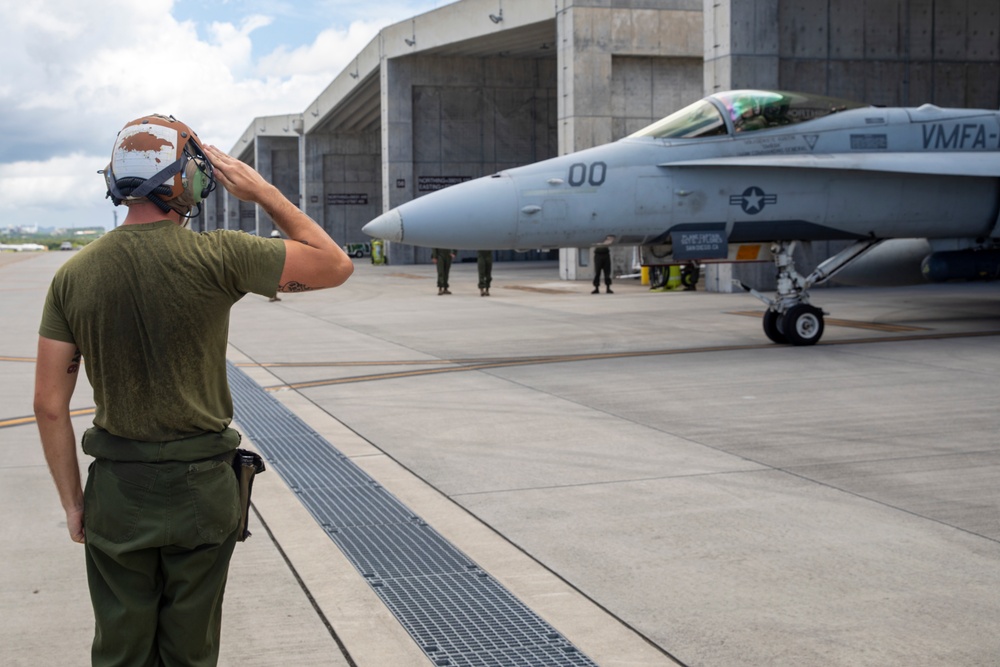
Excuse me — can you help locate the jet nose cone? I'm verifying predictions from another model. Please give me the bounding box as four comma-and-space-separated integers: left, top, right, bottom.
362, 209, 403, 242
366, 176, 519, 249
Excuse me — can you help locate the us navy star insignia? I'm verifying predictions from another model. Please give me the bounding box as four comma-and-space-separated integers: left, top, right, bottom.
729, 186, 777, 215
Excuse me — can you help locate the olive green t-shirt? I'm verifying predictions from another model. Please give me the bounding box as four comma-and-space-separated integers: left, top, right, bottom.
39, 220, 285, 442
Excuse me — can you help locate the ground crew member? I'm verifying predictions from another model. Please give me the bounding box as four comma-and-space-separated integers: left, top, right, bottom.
477, 250, 493, 296
33, 114, 353, 667
432, 247, 456, 294
592, 246, 613, 294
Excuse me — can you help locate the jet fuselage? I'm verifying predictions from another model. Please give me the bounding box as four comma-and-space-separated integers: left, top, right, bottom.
363, 92, 1000, 253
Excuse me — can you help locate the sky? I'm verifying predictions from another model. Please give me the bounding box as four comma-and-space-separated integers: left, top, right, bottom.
0, 0, 452, 232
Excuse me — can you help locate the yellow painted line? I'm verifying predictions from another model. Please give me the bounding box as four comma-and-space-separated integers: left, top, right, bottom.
9, 329, 998, 426
821, 318, 927, 333
729, 310, 928, 332
0, 407, 96, 429
385, 273, 431, 280
260, 329, 1000, 392
502, 285, 575, 295
236, 360, 464, 368
0, 356, 36, 363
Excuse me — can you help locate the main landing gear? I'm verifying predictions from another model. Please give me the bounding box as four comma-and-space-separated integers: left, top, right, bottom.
739, 239, 883, 346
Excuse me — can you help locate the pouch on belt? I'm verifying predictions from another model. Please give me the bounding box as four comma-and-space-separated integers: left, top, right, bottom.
233, 449, 266, 541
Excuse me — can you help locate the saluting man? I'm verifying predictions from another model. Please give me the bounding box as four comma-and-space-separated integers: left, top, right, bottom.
34, 114, 353, 666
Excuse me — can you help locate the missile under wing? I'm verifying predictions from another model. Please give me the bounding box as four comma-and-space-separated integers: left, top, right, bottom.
363, 90, 1000, 345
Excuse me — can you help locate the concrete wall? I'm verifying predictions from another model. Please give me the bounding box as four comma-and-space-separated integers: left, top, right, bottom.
302, 131, 381, 245
206, 138, 300, 236
202, 116, 301, 235
706, 0, 1000, 108
559, 2, 703, 153
256, 137, 300, 236
558, 1, 704, 279
611, 56, 705, 138
198, 169, 225, 232
189, 192, 218, 232
384, 55, 558, 264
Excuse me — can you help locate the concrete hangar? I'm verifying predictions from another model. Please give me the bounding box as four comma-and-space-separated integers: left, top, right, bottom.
198, 0, 1000, 281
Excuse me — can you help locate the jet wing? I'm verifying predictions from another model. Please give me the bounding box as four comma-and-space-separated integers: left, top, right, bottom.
662, 152, 1000, 177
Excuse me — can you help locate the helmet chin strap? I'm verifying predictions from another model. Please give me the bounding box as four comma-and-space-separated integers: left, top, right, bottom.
105, 158, 184, 210
128, 157, 187, 200
108, 155, 207, 217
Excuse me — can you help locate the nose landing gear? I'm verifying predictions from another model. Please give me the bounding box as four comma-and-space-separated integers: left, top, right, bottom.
740, 239, 882, 346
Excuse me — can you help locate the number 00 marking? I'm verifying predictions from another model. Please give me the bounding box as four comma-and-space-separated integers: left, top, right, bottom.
568, 162, 607, 187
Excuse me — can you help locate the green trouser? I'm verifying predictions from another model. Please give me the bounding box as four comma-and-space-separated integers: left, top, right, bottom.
82, 428, 241, 667
477, 251, 492, 289
593, 250, 612, 288
435, 254, 452, 288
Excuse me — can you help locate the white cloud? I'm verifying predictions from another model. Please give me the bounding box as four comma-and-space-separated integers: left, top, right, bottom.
0, 153, 114, 229
256, 19, 383, 78
0, 0, 444, 229
207, 14, 274, 76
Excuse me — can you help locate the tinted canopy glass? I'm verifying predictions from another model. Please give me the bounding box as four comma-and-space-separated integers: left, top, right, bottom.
629, 99, 727, 139
630, 90, 868, 139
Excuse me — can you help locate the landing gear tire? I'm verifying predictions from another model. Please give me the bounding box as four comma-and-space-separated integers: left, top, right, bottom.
681, 264, 700, 290
781, 304, 824, 346
762, 309, 787, 344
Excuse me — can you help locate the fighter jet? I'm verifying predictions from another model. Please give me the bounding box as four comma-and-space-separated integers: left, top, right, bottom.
363, 89, 1000, 345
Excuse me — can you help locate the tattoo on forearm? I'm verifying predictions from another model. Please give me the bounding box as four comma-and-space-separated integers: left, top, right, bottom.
279, 281, 314, 293
67, 349, 82, 374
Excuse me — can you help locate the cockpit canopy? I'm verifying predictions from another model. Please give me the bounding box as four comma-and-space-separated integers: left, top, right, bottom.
629, 90, 869, 139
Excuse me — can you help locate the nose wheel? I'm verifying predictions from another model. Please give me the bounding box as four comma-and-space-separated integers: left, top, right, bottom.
762, 309, 786, 344
780, 304, 824, 346
761, 304, 825, 346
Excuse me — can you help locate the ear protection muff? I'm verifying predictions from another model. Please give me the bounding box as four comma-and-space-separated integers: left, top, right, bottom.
177, 150, 216, 214
185, 159, 208, 204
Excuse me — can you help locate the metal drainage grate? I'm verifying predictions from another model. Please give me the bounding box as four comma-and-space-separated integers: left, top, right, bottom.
228, 362, 597, 667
